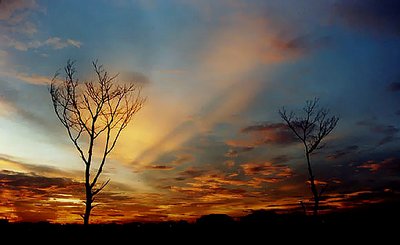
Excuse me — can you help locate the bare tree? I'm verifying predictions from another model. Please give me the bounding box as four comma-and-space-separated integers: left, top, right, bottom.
279, 98, 338, 216
50, 60, 145, 225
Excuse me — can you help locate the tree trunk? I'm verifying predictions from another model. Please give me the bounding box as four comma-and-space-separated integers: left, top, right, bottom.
305, 150, 319, 216
309, 175, 319, 216
84, 185, 92, 226
84, 159, 92, 226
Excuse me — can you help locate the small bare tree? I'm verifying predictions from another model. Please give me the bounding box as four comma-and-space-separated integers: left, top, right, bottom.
50, 60, 145, 225
279, 98, 338, 216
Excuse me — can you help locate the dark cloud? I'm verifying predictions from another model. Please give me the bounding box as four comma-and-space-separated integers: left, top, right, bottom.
327, 145, 359, 160
145, 165, 174, 170
0, 170, 79, 189
242, 123, 284, 132
334, 0, 400, 35
388, 82, 400, 91
357, 120, 399, 146
241, 122, 297, 145
240, 146, 255, 152
144, 154, 194, 171
270, 155, 291, 164
324, 190, 400, 211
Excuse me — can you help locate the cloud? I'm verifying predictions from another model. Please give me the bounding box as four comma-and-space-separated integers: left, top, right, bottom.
327, 145, 359, 160
0, 81, 54, 133
45, 37, 82, 50
121, 6, 330, 170
145, 165, 174, 170
241, 162, 292, 179
67, 39, 82, 48
225, 139, 256, 149
200, 14, 327, 79
357, 160, 380, 172
225, 122, 296, 152
323, 190, 400, 211
0, 170, 83, 222
358, 120, 399, 146
0, 19, 37, 36
171, 161, 292, 204
13, 71, 50, 84
0, 153, 81, 179
172, 154, 194, 165
267, 35, 332, 62
1, 35, 82, 51
143, 154, 194, 171
156, 69, 186, 75
225, 149, 238, 158
0, 0, 37, 21
388, 82, 400, 92
0, 83, 18, 114
0, 161, 183, 223
224, 146, 254, 158
0, 1, 81, 52
0, 49, 6, 64
168, 163, 295, 210
129, 78, 262, 168
14, 21, 37, 35
357, 157, 400, 173
175, 167, 208, 181
225, 160, 235, 168
0, 35, 36, 51
270, 155, 291, 164
334, 0, 400, 35
241, 122, 297, 145
170, 172, 249, 202
0, 170, 78, 189
119, 71, 150, 86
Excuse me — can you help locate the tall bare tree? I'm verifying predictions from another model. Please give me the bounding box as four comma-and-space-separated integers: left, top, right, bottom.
279, 98, 338, 216
50, 60, 145, 225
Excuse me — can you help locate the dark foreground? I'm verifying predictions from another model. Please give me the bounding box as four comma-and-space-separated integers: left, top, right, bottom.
1, 202, 399, 242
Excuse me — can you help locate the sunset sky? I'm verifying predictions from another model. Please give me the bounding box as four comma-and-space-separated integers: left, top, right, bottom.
0, 0, 399, 223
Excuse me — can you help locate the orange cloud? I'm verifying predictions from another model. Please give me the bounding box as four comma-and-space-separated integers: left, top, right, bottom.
241, 162, 292, 178
357, 158, 399, 173
358, 160, 381, 172
0, 170, 83, 223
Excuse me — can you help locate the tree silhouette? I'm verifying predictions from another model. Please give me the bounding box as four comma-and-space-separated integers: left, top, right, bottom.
50, 60, 145, 225
279, 98, 338, 216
